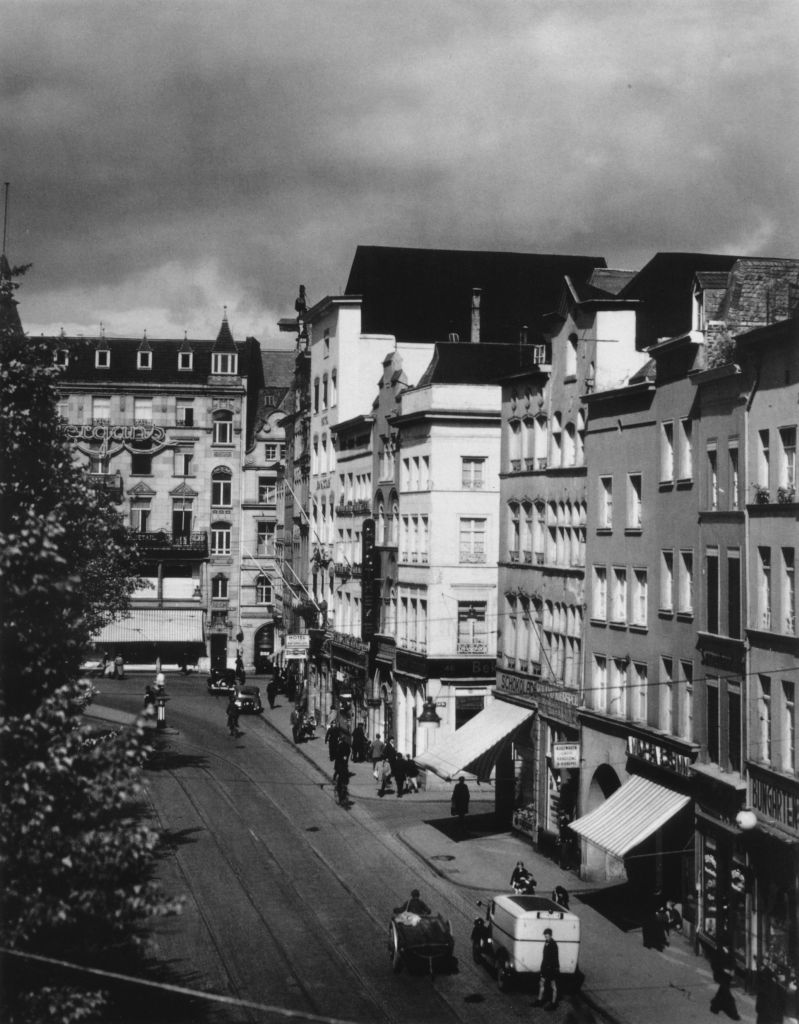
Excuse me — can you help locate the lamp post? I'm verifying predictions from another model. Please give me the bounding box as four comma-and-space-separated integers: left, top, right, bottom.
154, 673, 169, 730
417, 696, 441, 726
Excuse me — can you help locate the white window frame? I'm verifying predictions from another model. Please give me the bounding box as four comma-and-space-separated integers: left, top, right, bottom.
211, 523, 231, 555
661, 421, 674, 482
137, 349, 152, 370
178, 350, 193, 371
95, 348, 110, 369
212, 351, 237, 375
632, 567, 648, 627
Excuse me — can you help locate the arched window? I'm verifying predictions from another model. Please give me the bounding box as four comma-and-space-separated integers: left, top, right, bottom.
212, 574, 228, 599
390, 495, 399, 546
255, 575, 272, 604
313, 377, 320, 413
212, 410, 233, 445
322, 374, 328, 410
211, 466, 232, 507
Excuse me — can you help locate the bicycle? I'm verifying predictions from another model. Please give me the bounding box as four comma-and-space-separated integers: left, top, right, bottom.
334, 770, 349, 805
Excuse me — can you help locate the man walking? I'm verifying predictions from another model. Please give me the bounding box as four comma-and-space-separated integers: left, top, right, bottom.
226, 694, 240, 737
533, 928, 560, 1010
451, 775, 470, 836
370, 733, 386, 777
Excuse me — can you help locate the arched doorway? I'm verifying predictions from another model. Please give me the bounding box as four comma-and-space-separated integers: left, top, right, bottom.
582, 764, 623, 881
253, 623, 274, 673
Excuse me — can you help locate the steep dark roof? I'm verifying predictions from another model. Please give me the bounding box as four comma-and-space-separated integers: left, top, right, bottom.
0, 254, 23, 335
345, 246, 606, 344
213, 311, 237, 351
261, 348, 295, 388
416, 342, 546, 387
619, 252, 740, 349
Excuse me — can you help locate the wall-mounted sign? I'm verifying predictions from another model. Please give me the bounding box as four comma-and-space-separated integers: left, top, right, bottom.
68, 423, 166, 444
285, 634, 310, 660
552, 742, 581, 769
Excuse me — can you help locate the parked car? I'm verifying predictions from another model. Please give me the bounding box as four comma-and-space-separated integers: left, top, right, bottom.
471, 894, 580, 991
207, 668, 236, 696
234, 685, 263, 714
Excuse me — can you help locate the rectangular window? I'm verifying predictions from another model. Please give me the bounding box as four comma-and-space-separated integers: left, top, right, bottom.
130, 444, 152, 475
461, 457, 486, 489
678, 550, 693, 615
758, 676, 772, 764
611, 566, 627, 623
727, 549, 741, 638
706, 548, 719, 634
707, 446, 718, 510
212, 476, 232, 507
728, 685, 741, 772
660, 657, 674, 734
95, 348, 110, 368
211, 525, 231, 555
212, 352, 237, 375
679, 661, 693, 740
92, 396, 110, 422
661, 421, 674, 482
779, 426, 796, 493
256, 576, 272, 604
172, 501, 192, 537
176, 398, 194, 426
178, 350, 193, 371
759, 546, 772, 631
256, 522, 275, 557
212, 575, 228, 599
265, 442, 279, 461
173, 449, 193, 476
593, 566, 607, 620
608, 659, 627, 717
627, 473, 642, 530
728, 444, 740, 510
758, 429, 770, 492
599, 476, 613, 529
130, 501, 150, 533
258, 477, 276, 504
782, 681, 796, 772
679, 418, 693, 480
783, 548, 796, 634
213, 416, 233, 445
632, 568, 648, 626
134, 397, 153, 423
707, 677, 720, 763
457, 602, 487, 654
137, 349, 152, 370
593, 655, 607, 712
459, 518, 486, 563
660, 550, 674, 612
632, 662, 648, 723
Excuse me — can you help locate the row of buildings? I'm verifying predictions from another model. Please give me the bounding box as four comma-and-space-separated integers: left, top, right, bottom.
14, 244, 797, 994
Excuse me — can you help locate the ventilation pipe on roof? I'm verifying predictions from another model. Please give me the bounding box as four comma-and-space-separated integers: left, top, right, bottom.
470, 287, 482, 343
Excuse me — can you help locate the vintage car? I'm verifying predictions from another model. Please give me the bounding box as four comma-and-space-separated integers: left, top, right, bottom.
207, 668, 237, 696
234, 685, 264, 714
388, 909, 455, 976
472, 894, 580, 991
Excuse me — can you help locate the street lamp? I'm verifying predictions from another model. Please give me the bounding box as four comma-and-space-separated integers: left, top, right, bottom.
735, 808, 758, 831
417, 697, 441, 726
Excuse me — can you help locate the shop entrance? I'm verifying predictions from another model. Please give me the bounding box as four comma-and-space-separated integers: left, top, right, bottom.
210, 634, 228, 672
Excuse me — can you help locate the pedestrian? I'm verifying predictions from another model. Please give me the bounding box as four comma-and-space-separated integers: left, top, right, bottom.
642, 891, 668, 950
403, 754, 420, 793
113, 654, 125, 679
710, 943, 740, 1020
392, 753, 406, 798
235, 654, 245, 684
324, 705, 338, 743
155, 654, 162, 673
384, 736, 397, 763
352, 722, 368, 762
370, 734, 386, 777
266, 676, 278, 709
756, 964, 785, 1024
510, 861, 529, 888
226, 695, 240, 737
143, 686, 156, 711
552, 885, 570, 910
393, 889, 431, 916
451, 775, 470, 835
533, 927, 560, 1009
664, 900, 683, 936
377, 758, 393, 796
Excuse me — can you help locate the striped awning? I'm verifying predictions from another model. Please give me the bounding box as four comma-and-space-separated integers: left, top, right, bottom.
93, 609, 204, 646
568, 775, 690, 859
415, 699, 534, 783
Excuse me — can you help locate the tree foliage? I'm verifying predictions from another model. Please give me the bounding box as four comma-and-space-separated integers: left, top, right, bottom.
0, 267, 180, 1023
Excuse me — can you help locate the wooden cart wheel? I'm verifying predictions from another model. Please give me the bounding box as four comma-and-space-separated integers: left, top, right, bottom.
389, 923, 403, 973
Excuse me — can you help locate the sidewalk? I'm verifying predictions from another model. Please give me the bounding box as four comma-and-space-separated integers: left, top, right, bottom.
88, 691, 758, 1024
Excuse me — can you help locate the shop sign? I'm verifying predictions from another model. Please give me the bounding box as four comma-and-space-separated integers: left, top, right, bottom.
496, 671, 577, 705
68, 423, 166, 443
285, 634, 310, 660
552, 742, 581, 769
751, 772, 799, 834
626, 735, 692, 776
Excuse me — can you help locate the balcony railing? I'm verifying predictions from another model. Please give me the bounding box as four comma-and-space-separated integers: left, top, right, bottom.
509, 549, 520, 562
762, 609, 772, 630
523, 550, 532, 564
535, 552, 545, 565
134, 531, 208, 555
460, 550, 487, 563
787, 614, 797, 635
537, 458, 548, 470
510, 459, 522, 472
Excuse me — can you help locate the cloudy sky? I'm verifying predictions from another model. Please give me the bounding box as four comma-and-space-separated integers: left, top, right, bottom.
2, 0, 797, 345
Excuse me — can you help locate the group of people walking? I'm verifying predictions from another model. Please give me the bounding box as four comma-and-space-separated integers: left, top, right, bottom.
368, 733, 421, 797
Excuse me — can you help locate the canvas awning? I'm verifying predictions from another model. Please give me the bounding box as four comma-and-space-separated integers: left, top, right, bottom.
415, 699, 534, 782
568, 775, 690, 859
94, 609, 204, 646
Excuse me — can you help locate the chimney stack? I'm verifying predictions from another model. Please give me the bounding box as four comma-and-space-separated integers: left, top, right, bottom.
470, 287, 482, 343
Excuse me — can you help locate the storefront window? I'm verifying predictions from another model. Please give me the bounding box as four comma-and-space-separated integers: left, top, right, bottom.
700, 835, 719, 940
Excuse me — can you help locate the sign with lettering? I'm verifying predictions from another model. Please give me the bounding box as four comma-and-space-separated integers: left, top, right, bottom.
750, 769, 799, 835
285, 634, 310, 660
626, 735, 693, 777
68, 423, 166, 444
552, 742, 581, 769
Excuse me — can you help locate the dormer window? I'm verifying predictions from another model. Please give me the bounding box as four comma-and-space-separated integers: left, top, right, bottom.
178, 350, 193, 371
212, 352, 237, 375
95, 348, 110, 369
55, 349, 69, 367
137, 349, 152, 370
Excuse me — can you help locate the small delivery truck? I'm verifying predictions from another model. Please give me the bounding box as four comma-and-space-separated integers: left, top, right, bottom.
471, 894, 581, 991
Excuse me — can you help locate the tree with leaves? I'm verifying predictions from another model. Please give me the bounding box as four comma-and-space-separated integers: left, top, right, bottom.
0, 262, 180, 1023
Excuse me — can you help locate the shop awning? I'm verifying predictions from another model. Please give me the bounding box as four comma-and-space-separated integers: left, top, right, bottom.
415, 700, 534, 782
568, 775, 690, 859
93, 609, 204, 646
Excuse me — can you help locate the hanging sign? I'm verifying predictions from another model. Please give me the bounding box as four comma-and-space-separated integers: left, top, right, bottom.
552, 742, 581, 769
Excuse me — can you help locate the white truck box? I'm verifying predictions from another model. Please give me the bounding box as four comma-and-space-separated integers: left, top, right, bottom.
490, 895, 580, 974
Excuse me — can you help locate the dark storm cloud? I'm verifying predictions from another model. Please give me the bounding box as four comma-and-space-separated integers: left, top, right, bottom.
2, 0, 797, 340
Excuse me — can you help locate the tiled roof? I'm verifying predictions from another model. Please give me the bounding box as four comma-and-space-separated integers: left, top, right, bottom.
345, 246, 606, 344
588, 268, 637, 296
415, 342, 547, 387
719, 258, 799, 326
619, 252, 741, 349
261, 348, 295, 388
695, 271, 729, 290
